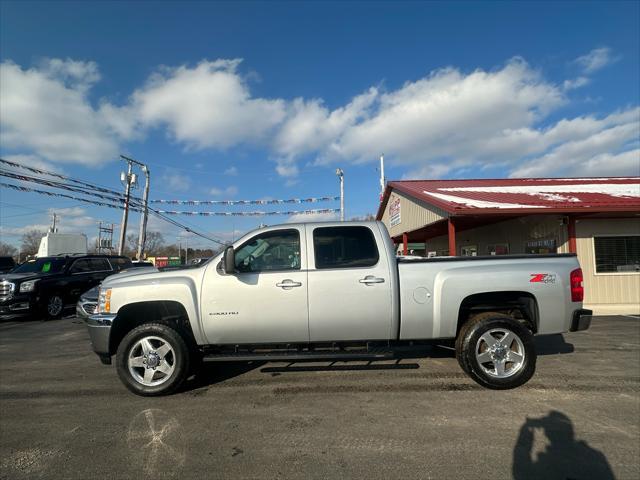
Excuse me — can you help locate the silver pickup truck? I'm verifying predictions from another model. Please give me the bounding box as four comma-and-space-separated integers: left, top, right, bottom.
87, 221, 591, 396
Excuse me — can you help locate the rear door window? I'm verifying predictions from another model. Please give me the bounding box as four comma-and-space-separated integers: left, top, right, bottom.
313, 226, 379, 269
70, 259, 92, 273
110, 257, 132, 271
89, 258, 112, 272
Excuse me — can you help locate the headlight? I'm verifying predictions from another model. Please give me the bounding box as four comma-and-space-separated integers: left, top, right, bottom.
97, 288, 112, 313
19, 280, 39, 293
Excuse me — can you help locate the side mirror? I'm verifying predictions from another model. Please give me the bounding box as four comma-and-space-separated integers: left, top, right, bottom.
223, 246, 235, 274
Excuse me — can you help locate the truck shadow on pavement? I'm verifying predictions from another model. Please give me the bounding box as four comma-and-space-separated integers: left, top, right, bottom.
512, 410, 615, 480
179, 335, 574, 393
181, 361, 265, 393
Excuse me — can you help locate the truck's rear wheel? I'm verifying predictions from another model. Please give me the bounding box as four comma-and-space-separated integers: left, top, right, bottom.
456, 312, 536, 390
116, 323, 191, 396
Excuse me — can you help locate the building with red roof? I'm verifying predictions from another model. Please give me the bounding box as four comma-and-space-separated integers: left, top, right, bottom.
376, 177, 640, 314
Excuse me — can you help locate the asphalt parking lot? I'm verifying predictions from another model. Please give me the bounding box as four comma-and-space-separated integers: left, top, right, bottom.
0, 315, 638, 480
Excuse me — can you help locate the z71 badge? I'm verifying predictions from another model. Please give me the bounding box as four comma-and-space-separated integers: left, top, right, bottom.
530, 273, 556, 284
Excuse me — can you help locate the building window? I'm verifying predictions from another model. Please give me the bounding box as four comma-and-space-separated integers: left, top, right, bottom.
488, 243, 510, 255
593, 236, 640, 273
525, 239, 556, 254
461, 245, 478, 256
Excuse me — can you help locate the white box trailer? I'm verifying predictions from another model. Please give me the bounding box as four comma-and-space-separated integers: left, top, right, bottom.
36, 233, 88, 257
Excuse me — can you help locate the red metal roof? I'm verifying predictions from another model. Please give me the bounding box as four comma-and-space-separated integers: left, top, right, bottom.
377, 177, 640, 218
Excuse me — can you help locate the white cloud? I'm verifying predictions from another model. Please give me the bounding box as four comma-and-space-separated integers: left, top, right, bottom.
324, 59, 564, 168
0, 154, 62, 173
2, 53, 636, 182
510, 110, 640, 177
131, 59, 286, 149
162, 171, 191, 191
274, 88, 378, 159
574, 47, 617, 74
563, 76, 590, 91
0, 59, 132, 166
209, 185, 238, 196
39, 58, 101, 92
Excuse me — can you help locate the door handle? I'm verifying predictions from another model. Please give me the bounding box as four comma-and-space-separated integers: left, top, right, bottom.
276, 279, 303, 289
359, 276, 385, 285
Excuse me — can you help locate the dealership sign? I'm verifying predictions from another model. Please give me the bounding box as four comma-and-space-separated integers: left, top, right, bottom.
389, 197, 401, 227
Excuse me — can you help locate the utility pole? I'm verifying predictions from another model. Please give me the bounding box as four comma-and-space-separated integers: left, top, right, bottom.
336, 168, 344, 221
117, 159, 135, 255
136, 165, 151, 260
379, 153, 385, 200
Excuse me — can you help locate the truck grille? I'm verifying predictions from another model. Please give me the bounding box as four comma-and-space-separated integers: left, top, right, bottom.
0, 281, 14, 301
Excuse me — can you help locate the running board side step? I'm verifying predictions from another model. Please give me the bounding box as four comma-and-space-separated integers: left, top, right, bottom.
202, 351, 396, 363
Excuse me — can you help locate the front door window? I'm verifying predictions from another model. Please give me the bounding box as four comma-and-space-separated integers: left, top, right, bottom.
234, 230, 300, 273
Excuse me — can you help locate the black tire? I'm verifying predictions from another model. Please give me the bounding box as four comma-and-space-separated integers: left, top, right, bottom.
455, 312, 536, 390
44, 294, 64, 320
116, 323, 191, 396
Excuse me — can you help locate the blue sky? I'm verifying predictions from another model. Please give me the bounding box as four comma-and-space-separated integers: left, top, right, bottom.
1, 1, 639, 249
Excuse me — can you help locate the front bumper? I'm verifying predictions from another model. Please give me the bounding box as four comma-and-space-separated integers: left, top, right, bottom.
570, 308, 593, 332
87, 313, 116, 363
76, 298, 98, 321
0, 294, 36, 319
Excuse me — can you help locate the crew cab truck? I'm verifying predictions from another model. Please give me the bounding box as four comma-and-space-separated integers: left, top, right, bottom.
87, 221, 592, 396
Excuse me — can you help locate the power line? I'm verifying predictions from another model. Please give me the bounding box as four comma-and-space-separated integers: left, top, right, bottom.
1, 158, 228, 246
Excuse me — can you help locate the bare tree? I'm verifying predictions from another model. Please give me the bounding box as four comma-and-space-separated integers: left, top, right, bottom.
145, 232, 165, 254
20, 230, 45, 256
0, 241, 18, 258
124, 231, 165, 259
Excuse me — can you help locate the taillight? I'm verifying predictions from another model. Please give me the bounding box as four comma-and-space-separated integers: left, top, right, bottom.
570, 268, 584, 302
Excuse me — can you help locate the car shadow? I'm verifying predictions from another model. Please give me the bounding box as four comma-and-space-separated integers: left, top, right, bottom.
260, 360, 420, 374
534, 334, 575, 355
512, 410, 615, 479
178, 335, 574, 393
179, 359, 421, 393
180, 361, 265, 394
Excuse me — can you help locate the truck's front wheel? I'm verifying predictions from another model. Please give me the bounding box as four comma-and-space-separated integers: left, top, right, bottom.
456, 313, 536, 390
116, 323, 191, 396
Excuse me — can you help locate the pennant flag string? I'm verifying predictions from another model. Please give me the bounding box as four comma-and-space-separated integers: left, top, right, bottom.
150, 196, 339, 206
0, 182, 141, 212
157, 208, 340, 217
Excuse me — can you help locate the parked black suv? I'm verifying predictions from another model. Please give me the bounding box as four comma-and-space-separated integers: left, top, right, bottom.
0, 254, 132, 320
0, 256, 16, 274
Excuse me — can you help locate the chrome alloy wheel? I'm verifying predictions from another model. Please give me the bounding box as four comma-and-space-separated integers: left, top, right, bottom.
128, 336, 176, 387
475, 328, 526, 378
47, 296, 63, 317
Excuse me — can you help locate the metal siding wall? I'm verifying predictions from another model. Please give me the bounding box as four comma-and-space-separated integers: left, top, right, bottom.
576, 219, 640, 311
380, 189, 447, 238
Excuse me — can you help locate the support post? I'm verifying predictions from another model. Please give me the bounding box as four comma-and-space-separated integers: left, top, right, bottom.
402, 233, 408, 256
118, 160, 133, 255
568, 216, 577, 254
448, 218, 456, 256
336, 168, 344, 221
136, 166, 151, 260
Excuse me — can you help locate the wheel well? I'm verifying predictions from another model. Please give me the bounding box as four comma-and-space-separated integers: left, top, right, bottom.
456, 291, 539, 335
109, 301, 196, 355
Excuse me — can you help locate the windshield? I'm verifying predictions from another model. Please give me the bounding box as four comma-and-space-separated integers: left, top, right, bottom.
12, 258, 67, 274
